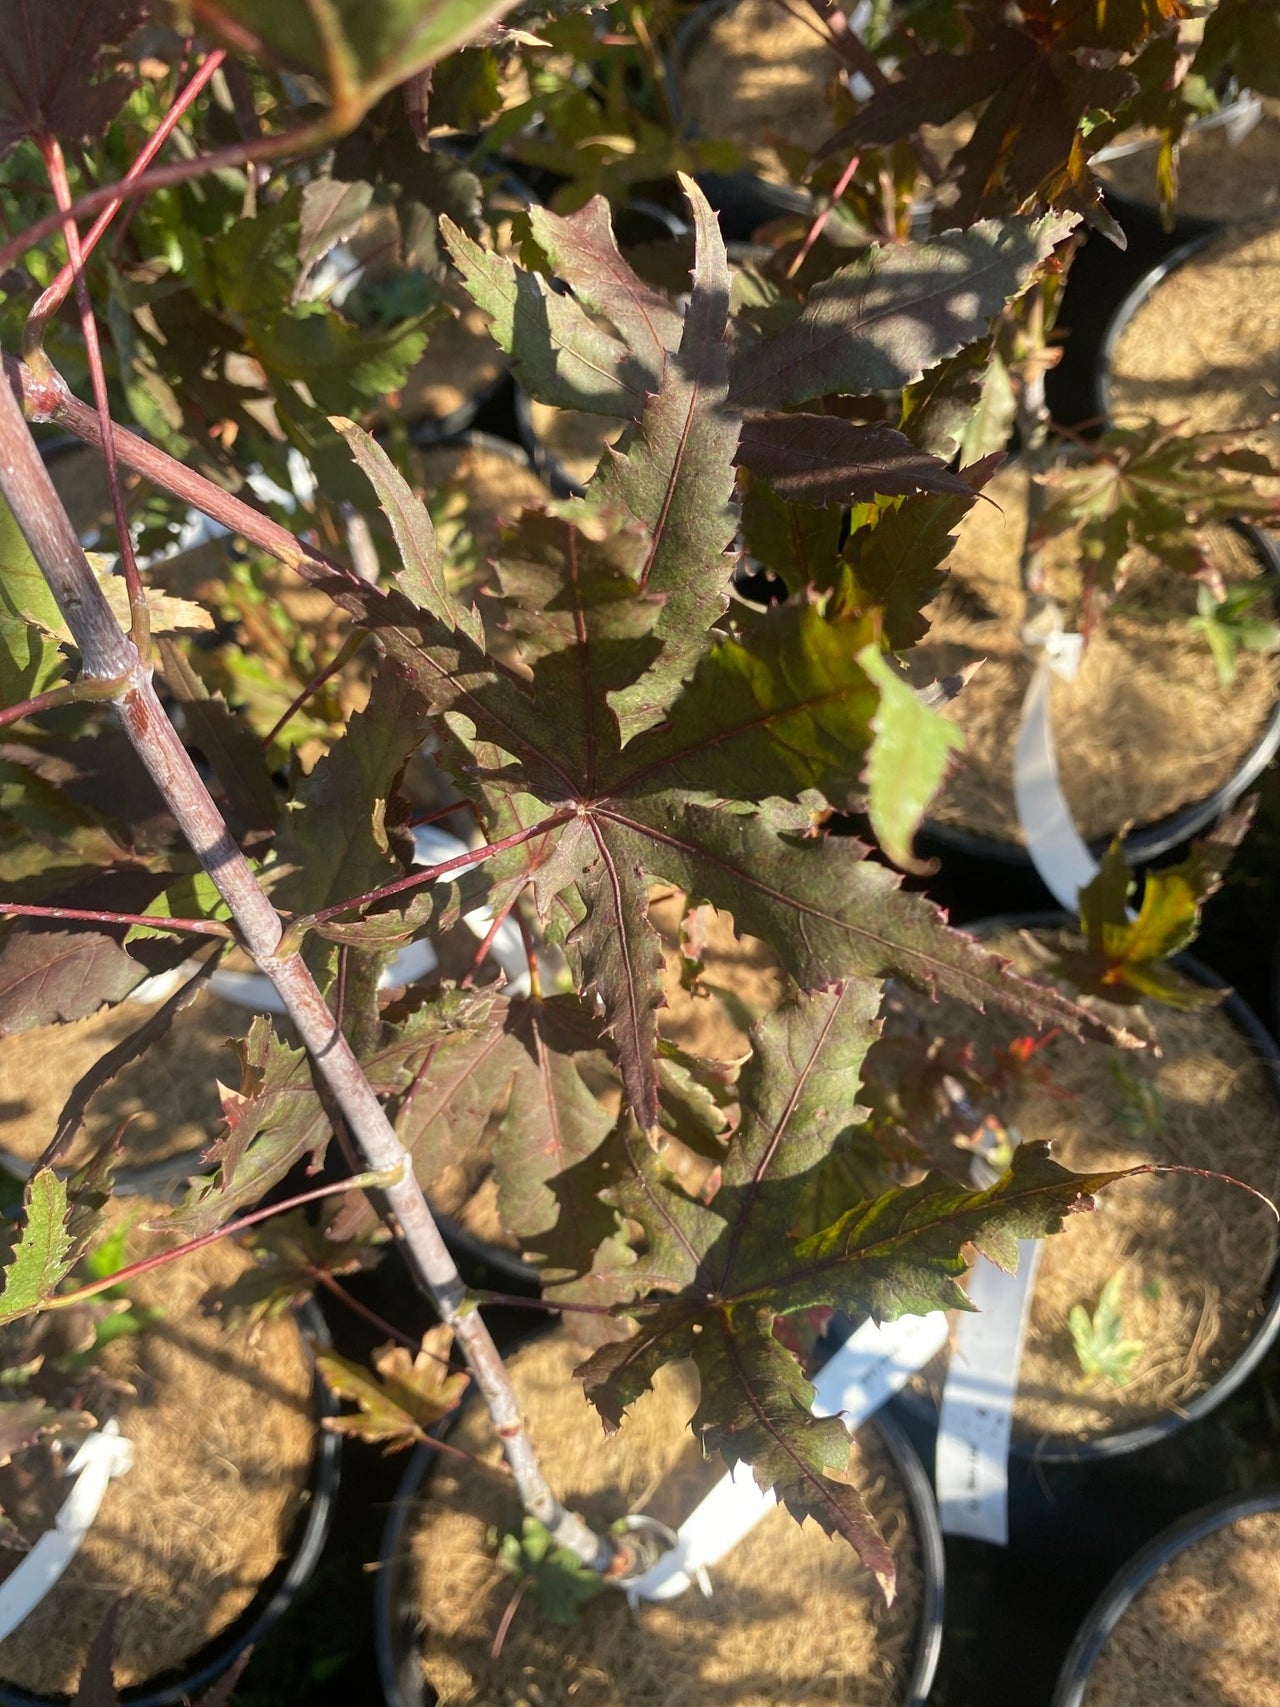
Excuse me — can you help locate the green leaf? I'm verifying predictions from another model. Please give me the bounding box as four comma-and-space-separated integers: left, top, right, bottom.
187, 0, 520, 121
317, 1325, 468, 1449
598, 174, 740, 742
1038, 419, 1280, 608
495, 1518, 608, 1626
1188, 581, 1280, 688
273, 665, 430, 922
0, 0, 148, 159
734, 415, 977, 507
124, 871, 232, 943
0, 929, 145, 1033
208, 1209, 377, 1328
254, 302, 431, 414
0, 489, 72, 702
858, 643, 963, 872
842, 468, 1001, 648
1069, 1273, 1143, 1387
441, 218, 647, 415
574, 996, 1136, 1588
1057, 806, 1252, 1007
167, 1018, 333, 1237
0, 1171, 74, 1324
526, 197, 682, 384
729, 217, 1073, 410
297, 178, 376, 281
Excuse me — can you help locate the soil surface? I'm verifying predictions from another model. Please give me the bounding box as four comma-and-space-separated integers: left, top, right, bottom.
0, 983, 251, 1180
407, 1330, 925, 1706
912, 464, 1279, 845
0, 1216, 315, 1694
1081, 1507, 1280, 1707
1106, 222, 1280, 483
681, 0, 839, 184
1097, 99, 1280, 224
897, 927, 1280, 1444
527, 400, 627, 488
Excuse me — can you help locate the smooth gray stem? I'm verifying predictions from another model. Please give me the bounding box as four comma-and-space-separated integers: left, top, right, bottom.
0, 366, 613, 1575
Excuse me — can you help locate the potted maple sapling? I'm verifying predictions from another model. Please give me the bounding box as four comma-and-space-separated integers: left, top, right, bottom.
902, 262, 1280, 870
874, 819, 1280, 1468
0, 1, 1205, 1700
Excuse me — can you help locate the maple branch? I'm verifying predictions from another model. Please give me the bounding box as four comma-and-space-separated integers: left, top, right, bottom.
0, 377, 616, 1576
8, 353, 354, 590
0, 681, 83, 727
43, 1172, 399, 1311
0, 902, 233, 937
305, 814, 571, 926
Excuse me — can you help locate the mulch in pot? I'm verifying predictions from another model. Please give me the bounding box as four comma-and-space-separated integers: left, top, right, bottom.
520, 399, 627, 495
0, 1210, 318, 1696
1059, 1495, 1280, 1707
1103, 222, 1280, 481
412, 438, 548, 579
0, 985, 254, 1186
678, 0, 840, 187
399, 1329, 927, 1707
893, 925, 1280, 1448
911, 464, 1280, 849
1096, 99, 1280, 227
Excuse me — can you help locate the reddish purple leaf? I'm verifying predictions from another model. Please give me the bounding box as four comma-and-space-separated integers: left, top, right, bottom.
736, 414, 977, 506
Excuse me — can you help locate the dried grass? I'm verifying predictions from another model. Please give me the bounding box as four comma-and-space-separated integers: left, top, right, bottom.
906, 928, 1280, 1443
1083, 1509, 1280, 1707
0, 1215, 315, 1694
413, 442, 548, 567
401, 307, 508, 424
913, 465, 1279, 843
681, 0, 837, 183
528, 402, 627, 487
1107, 222, 1280, 483
0, 988, 250, 1175
407, 1332, 924, 1707
1097, 100, 1280, 223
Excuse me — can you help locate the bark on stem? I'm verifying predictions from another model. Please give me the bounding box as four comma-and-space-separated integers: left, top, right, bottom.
0, 371, 613, 1574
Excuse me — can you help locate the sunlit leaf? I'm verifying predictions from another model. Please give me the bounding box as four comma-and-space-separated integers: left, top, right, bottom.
318, 1324, 468, 1449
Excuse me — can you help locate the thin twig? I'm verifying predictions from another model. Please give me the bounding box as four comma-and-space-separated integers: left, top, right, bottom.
0, 901, 234, 937
35, 137, 146, 632
23, 49, 226, 347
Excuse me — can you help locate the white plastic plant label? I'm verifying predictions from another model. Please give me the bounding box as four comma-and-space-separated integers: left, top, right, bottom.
624, 1310, 949, 1606
934, 1240, 1043, 1545
1013, 648, 1099, 913
0, 1420, 133, 1641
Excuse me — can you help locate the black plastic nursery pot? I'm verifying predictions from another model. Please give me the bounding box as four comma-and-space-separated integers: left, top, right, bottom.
375, 1340, 944, 1707
891, 912, 1280, 1473
1050, 1485, 1280, 1707
0, 1296, 340, 1707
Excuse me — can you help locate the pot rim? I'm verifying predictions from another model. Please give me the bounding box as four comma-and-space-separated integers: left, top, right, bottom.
0, 1296, 341, 1707
892, 910, 1280, 1463
921, 517, 1280, 873
374, 1380, 945, 1707
1050, 1482, 1280, 1707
